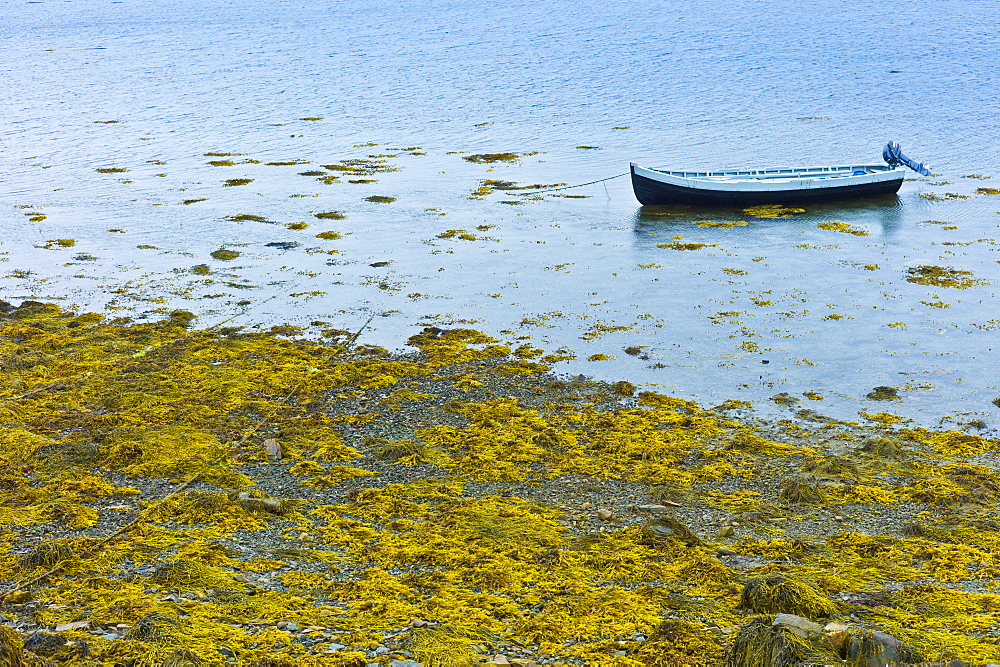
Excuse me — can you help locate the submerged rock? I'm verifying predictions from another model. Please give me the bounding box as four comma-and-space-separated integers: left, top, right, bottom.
865, 386, 898, 401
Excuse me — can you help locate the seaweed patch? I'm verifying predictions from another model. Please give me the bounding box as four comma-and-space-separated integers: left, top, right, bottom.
743, 205, 805, 218
905, 265, 985, 289
462, 152, 539, 164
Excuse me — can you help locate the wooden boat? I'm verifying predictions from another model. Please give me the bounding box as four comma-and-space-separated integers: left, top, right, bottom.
630, 142, 929, 206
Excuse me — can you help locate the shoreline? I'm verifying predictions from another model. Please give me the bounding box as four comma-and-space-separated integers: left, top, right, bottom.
1, 300, 999, 665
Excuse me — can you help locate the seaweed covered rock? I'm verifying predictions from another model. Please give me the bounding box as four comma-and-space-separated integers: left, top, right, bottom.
640, 516, 703, 547
857, 436, 906, 458
162, 309, 197, 329
725, 615, 841, 666
846, 629, 923, 666
727, 615, 926, 667
127, 612, 182, 643
0, 625, 26, 667
739, 575, 839, 617
22, 633, 66, 657
161, 646, 208, 666
150, 560, 238, 592
778, 476, 825, 504
16, 541, 76, 570
22, 632, 88, 661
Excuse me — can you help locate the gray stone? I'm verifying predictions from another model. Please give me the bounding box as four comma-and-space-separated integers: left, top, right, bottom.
236, 492, 284, 514
772, 613, 822, 638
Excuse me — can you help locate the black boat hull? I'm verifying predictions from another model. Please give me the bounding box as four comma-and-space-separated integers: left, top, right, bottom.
630, 167, 904, 206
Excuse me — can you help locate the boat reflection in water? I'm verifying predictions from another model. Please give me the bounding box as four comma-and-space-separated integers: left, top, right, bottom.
631, 194, 906, 244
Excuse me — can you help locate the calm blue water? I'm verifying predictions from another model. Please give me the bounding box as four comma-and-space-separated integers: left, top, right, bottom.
3, 0, 999, 427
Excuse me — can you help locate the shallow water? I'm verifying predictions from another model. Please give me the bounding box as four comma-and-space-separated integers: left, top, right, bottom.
3, 0, 999, 427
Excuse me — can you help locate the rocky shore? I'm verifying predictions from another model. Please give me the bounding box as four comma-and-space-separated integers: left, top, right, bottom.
1, 300, 999, 665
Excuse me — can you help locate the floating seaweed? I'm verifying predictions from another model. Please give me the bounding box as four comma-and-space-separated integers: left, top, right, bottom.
657, 242, 718, 250
905, 265, 984, 289
462, 152, 539, 164
742, 205, 805, 218
222, 178, 254, 187
816, 221, 869, 236
227, 214, 270, 223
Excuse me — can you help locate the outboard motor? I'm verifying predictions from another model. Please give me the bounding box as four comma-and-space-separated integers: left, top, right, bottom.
883, 141, 931, 176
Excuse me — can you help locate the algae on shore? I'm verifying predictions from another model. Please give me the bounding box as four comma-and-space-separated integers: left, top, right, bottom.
1, 301, 999, 665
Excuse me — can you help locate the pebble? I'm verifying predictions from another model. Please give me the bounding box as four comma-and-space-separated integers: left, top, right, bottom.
596, 508, 614, 521
54, 621, 90, 632
637, 503, 666, 512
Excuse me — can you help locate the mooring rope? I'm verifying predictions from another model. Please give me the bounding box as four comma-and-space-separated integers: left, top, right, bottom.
518, 172, 629, 196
